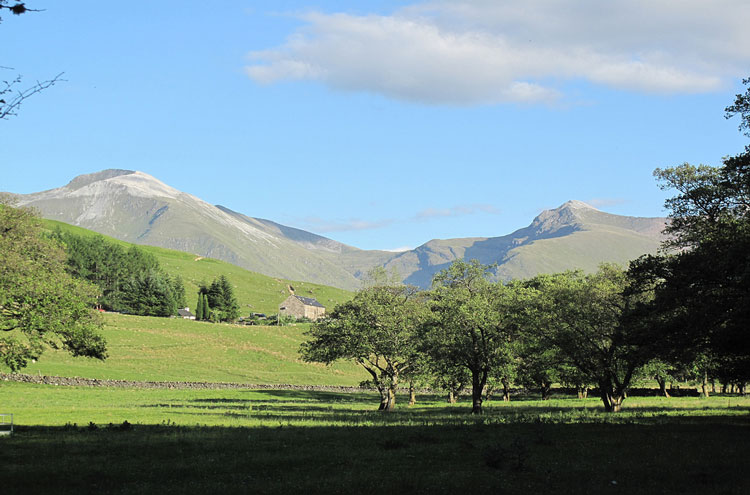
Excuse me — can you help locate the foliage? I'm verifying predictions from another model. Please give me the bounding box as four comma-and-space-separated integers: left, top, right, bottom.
301, 282, 427, 411
118, 270, 183, 317
0, 201, 106, 371
195, 291, 204, 320
41, 218, 354, 316
424, 259, 532, 414
630, 78, 750, 384
52, 230, 185, 317
199, 275, 239, 322
527, 265, 653, 412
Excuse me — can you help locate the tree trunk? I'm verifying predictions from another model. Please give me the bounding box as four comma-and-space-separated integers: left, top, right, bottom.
501, 377, 511, 402
540, 381, 551, 400
739, 382, 747, 396
656, 377, 670, 398
471, 370, 487, 415
484, 385, 494, 402
448, 389, 456, 404
599, 380, 625, 412
721, 382, 728, 394
382, 387, 397, 412
577, 386, 588, 399
377, 386, 388, 410
408, 381, 416, 407
701, 371, 710, 398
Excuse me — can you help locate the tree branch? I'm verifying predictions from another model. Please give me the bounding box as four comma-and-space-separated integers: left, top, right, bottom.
0, 72, 64, 120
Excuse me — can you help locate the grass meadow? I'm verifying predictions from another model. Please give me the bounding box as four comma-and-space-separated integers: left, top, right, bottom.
20, 313, 366, 385
3, 312, 749, 493
1, 382, 749, 494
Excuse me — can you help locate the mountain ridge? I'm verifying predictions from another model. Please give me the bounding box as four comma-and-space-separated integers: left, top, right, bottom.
8, 169, 667, 289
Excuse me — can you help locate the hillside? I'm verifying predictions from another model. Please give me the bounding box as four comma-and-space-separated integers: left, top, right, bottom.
20, 313, 367, 386
13, 170, 667, 289
382, 200, 665, 286
41, 219, 353, 316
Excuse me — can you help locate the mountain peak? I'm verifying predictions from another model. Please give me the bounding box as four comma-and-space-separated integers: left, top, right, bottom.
65, 169, 136, 190
559, 200, 598, 211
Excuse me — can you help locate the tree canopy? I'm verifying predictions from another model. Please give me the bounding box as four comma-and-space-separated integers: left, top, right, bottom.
423, 259, 531, 414
629, 78, 750, 384
0, 201, 107, 371
200, 275, 240, 322
301, 280, 426, 411
52, 230, 185, 317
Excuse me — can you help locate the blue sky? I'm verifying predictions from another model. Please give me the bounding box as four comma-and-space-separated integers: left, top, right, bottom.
2, 1, 748, 251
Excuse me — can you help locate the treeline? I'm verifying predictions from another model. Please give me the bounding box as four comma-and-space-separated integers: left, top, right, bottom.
195, 275, 240, 323
51, 231, 186, 317
302, 82, 750, 414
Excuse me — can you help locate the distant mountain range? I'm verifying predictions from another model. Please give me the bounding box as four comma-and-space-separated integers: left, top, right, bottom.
9, 169, 666, 289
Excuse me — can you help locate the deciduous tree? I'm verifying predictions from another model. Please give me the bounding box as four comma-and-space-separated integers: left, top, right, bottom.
0, 200, 106, 371
424, 259, 530, 414
629, 78, 750, 385
301, 282, 426, 411
530, 266, 652, 412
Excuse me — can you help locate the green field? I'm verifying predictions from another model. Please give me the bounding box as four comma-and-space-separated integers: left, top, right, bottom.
1, 384, 749, 494
19, 313, 367, 386
4, 252, 749, 493
42, 219, 353, 315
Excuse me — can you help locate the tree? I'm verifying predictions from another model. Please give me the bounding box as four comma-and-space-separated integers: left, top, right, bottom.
196, 291, 204, 321
529, 266, 652, 412
118, 270, 182, 317
202, 276, 239, 322
202, 293, 210, 320
52, 230, 183, 317
1, 2, 63, 120
423, 259, 530, 414
0, 2, 32, 18
1, 71, 63, 120
301, 282, 427, 411
629, 78, 750, 385
427, 356, 471, 404
0, 200, 107, 371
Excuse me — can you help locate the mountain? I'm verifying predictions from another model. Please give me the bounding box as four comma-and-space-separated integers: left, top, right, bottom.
382, 200, 665, 287
9, 170, 666, 289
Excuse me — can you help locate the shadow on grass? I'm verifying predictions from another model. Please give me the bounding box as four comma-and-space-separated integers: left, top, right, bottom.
3, 421, 750, 495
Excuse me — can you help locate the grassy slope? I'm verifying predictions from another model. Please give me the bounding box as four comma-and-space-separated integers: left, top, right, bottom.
497, 229, 662, 280
41, 219, 353, 315
20, 313, 367, 386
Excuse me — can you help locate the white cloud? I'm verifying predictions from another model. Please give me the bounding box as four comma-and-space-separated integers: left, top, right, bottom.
586, 197, 627, 209
246, 0, 749, 104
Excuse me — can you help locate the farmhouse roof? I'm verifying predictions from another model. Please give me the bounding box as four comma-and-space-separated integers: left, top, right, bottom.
294, 296, 324, 308
177, 308, 194, 317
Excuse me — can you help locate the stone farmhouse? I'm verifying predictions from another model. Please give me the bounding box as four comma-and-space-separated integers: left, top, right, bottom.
177, 307, 195, 320
279, 295, 326, 321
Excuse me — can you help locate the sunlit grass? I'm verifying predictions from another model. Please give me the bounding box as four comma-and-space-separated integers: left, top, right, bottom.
20, 313, 368, 386
2, 382, 749, 494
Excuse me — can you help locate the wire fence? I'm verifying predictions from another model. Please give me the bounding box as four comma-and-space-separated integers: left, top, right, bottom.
0, 413, 13, 436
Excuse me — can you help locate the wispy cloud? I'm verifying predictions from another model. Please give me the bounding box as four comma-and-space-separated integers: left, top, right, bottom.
586, 198, 627, 209
247, 1, 749, 105
298, 216, 394, 233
